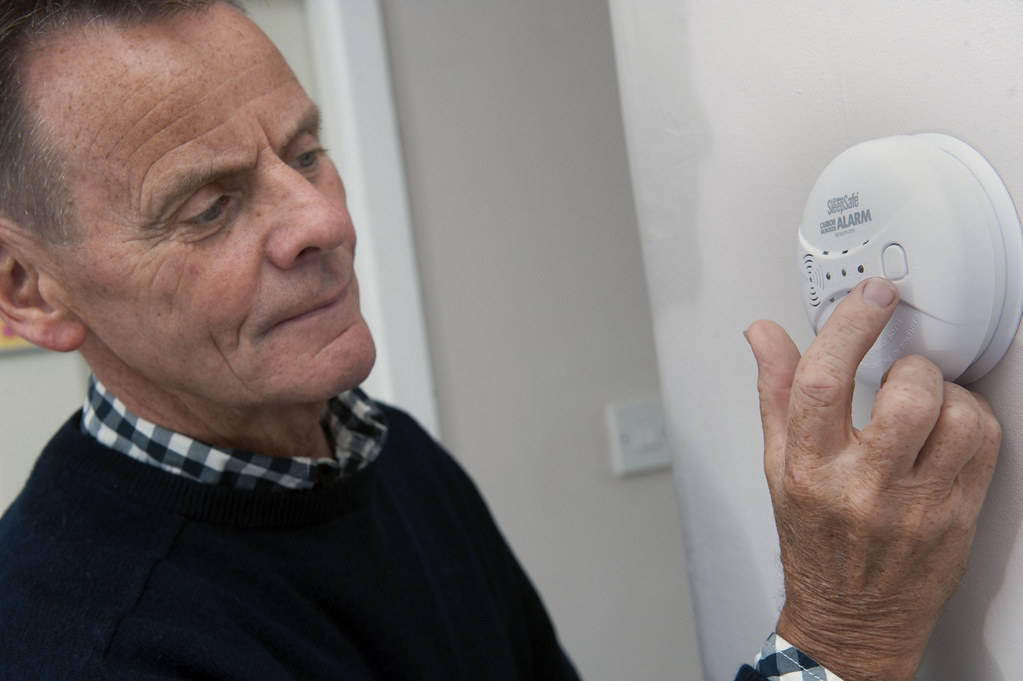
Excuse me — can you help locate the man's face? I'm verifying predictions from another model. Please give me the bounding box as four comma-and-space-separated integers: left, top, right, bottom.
21, 3, 375, 432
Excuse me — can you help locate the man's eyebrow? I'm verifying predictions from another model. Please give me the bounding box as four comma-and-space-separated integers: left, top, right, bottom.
288, 105, 323, 149
147, 104, 324, 224
152, 159, 249, 218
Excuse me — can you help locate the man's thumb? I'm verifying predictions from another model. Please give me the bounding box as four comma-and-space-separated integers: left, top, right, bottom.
745, 319, 801, 458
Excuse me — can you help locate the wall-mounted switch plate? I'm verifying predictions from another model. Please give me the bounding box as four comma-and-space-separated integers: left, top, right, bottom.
606, 399, 672, 477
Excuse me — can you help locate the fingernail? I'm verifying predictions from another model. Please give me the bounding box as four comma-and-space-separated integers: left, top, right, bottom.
862, 278, 896, 308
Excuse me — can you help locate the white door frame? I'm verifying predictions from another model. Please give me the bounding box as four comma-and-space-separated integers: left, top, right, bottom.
305, 0, 440, 438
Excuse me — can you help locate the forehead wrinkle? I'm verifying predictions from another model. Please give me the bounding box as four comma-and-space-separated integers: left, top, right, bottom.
82, 45, 178, 155
123, 71, 303, 220
97, 78, 194, 164
119, 55, 289, 168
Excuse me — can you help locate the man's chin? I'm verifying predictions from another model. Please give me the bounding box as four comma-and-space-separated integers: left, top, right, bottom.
313, 321, 377, 395
238, 318, 376, 403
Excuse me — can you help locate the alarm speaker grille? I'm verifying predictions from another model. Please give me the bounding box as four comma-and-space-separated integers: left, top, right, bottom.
802, 253, 822, 307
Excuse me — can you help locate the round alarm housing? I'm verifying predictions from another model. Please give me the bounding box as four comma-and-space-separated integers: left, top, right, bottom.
799, 133, 1023, 388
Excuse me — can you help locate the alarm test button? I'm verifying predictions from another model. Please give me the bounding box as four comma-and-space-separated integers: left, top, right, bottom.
881, 243, 909, 280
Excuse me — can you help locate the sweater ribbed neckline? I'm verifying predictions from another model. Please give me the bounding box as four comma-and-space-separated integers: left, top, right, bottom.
36, 414, 380, 530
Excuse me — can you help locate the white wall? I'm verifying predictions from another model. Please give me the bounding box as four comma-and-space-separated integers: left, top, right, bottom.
378, 2, 701, 679
609, 2, 1023, 679
0, 351, 87, 507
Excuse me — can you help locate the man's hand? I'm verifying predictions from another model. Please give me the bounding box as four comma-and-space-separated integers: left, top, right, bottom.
745, 278, 1001, 681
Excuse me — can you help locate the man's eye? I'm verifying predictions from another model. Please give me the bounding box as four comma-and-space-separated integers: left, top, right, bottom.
295, 149, 324, 169
191, 196, 230, 224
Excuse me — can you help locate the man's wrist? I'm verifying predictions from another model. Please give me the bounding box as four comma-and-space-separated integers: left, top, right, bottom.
774, 606, 925, 681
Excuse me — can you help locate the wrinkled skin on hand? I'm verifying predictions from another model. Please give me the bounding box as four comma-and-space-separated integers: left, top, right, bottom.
745, 278, 1001, 681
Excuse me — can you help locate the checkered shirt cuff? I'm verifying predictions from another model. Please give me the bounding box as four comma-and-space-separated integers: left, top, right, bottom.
754, 632, 844, 681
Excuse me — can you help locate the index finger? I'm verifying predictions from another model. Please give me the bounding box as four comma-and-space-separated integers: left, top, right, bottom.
787, 278, 899, 461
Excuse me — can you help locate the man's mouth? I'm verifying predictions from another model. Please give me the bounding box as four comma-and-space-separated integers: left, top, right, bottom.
262, 281, 352, 336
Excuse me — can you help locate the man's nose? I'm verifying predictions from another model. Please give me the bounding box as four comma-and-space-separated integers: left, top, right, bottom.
262, 163, 353, 269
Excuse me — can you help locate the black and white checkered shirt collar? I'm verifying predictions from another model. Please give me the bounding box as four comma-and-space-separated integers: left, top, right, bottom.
81, 375, 388, 492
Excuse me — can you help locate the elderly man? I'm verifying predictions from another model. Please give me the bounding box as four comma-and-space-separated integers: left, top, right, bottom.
0, 1, 1000, 680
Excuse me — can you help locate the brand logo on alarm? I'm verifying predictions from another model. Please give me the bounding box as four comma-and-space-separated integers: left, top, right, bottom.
827, 192, 860, 215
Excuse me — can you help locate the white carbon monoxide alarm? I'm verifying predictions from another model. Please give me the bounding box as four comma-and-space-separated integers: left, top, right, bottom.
799, 133, 1023, 388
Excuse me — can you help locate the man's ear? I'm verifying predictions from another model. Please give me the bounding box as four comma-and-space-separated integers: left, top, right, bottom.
0, 223, 86, 353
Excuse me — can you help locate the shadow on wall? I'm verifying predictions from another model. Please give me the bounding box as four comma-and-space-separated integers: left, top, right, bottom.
920, 354, 1023, 681
610, 0, 785, 676
668, 416, 779, 673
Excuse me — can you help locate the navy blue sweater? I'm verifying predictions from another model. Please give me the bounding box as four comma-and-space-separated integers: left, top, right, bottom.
0, 407, 580, 680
